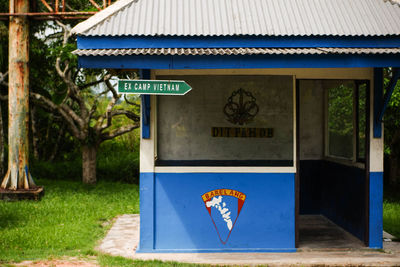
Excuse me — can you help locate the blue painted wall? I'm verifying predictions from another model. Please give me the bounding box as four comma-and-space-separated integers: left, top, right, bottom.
369, 172, 383, 249
139, 172, 155, 251
138, 172, 296, 253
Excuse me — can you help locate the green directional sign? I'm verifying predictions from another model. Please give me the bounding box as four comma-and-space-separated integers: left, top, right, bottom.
118, 79, 192, 95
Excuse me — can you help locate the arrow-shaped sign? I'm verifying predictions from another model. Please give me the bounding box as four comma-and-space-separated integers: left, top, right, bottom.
118, 79, 192, 95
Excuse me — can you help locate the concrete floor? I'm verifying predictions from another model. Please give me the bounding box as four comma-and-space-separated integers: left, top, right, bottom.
298, 215, 365, 249
98, 214, 400, 266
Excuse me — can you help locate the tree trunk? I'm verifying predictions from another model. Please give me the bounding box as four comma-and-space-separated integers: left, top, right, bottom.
82, 144, 97, 184
1, 0, 35, 190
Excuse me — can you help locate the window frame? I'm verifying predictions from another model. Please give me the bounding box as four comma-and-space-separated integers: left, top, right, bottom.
324, 79, 370, 164
154, 74, 297, 168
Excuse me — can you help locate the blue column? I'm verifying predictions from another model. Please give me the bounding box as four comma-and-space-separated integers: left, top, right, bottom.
373, 68, 383, 138
369, 172, 383, 248
138, 172, 155, 252
140, 69, 151, 139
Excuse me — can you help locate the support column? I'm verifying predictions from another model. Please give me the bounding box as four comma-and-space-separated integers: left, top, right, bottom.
1, 0, 35, 190
369, 68, 383, 248
138, 69, 156, 252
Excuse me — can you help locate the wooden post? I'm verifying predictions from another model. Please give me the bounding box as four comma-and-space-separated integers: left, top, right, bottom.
1, 0, 35, 190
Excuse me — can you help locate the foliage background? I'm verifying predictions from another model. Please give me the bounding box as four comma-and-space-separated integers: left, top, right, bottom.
0, 1, 141, 184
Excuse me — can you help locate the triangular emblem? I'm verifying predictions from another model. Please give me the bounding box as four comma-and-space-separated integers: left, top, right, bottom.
202, 189, 246, 244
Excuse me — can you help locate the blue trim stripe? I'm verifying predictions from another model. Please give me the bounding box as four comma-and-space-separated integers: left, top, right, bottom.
79, 54, 400, 70
77, 36, 400, 49
369, 172, 383, 249
137, 248, 297, 253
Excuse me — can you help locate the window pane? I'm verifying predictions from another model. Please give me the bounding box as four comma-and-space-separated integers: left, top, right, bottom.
326, 81, 354, 159
157, 75, 293, 164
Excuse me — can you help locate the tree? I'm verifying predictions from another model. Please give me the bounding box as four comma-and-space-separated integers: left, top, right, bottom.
0, 18, 140, 185
29, 20, 140, 184
383, 68, 400, 185
0, 0, 35, 190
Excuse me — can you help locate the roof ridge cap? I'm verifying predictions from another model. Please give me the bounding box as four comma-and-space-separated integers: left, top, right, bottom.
384, 0, 400, 6
71, 0, 136, 35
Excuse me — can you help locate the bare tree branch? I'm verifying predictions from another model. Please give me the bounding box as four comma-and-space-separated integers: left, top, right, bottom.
94, 79, 122, 132
0, 72, 8, 87
89, 90, 109, 119
101, 124, 140, 141
53, 20, 89, 122
79, 74, 111, 90
100, 95, 118, 131
124, 94, 140, 108
55, 20, 70, 46
30, 92, 84, 140
59, 103, 85, 128
105, 79, 119, 100
110, 109, 140, 121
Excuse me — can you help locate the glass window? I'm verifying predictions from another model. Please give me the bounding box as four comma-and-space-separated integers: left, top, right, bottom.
156, 75, 294, 166
325, 80, 368, 162
326, 81, 355, 159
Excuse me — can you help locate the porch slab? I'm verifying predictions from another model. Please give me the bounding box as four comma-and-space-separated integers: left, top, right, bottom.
98, 214, 400, 266
298, 215, 365, 249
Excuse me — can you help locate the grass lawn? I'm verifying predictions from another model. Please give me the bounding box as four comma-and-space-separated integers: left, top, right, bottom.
0, 178, 140, 264
1, 178, 399, 266
0, 179, 205, 266
383, 185, 400, 240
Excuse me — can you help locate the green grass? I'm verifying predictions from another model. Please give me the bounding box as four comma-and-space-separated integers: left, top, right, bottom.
98, 255, 208, 267
0, 178, 139, 263
1, 177, 399, 266
383, 185, 400, 240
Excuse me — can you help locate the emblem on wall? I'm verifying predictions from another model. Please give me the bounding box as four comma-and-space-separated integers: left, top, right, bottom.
202, 189, 246, 244
224, 88, 259, 125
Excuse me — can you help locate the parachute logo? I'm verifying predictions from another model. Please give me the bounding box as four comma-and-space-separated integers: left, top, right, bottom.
201, 189, 246, 244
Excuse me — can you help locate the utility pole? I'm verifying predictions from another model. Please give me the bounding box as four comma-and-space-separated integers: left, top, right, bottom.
1, 0, 35, 190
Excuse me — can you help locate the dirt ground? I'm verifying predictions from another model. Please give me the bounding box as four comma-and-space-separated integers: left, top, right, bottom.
13, 257, 99, 267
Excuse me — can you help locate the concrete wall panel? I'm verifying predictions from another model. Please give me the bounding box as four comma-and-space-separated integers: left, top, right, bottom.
157, 75, 293, 161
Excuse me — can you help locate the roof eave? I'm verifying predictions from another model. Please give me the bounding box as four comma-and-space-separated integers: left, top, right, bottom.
71, 0, 136, 36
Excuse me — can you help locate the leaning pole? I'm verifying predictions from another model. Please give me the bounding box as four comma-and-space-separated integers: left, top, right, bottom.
1, 0, 35, 190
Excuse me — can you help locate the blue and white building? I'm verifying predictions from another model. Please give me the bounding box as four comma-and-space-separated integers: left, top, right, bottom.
72, 0, 400, 253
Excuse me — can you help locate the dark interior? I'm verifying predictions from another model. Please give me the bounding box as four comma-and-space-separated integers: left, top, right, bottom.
299, 160, 367, 243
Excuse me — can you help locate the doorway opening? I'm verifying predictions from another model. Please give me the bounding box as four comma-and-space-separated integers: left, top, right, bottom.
296, 79, 370, 249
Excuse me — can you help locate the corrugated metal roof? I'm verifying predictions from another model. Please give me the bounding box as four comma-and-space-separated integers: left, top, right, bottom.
71, 0, 400, 37
72, 47, 400, 56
